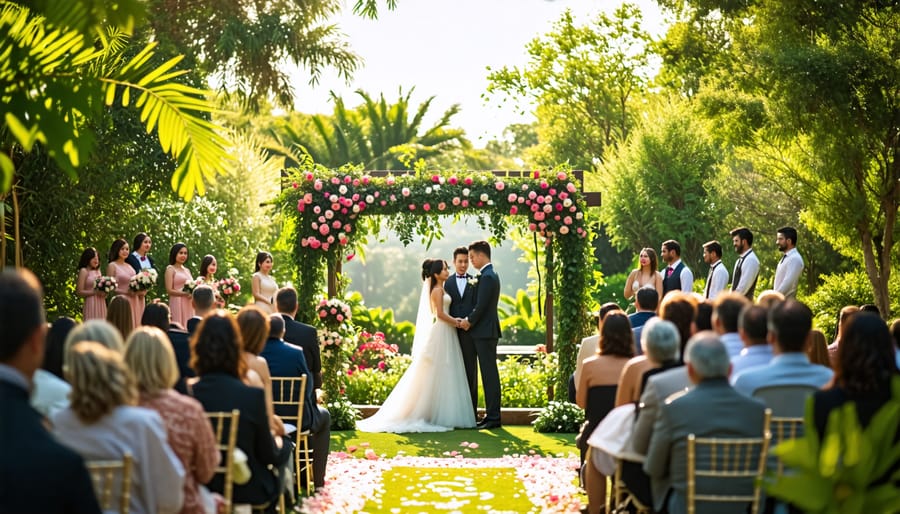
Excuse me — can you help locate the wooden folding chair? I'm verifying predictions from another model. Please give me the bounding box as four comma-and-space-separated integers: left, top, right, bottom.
206, 409, 240, 513
86, 453, 133, 514
686, 409, 771, 514
611, 455, 651, 514
271, 374, 314, 495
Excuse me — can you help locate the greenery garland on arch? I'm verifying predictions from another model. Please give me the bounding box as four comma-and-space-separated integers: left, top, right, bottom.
279, 166, 593, 400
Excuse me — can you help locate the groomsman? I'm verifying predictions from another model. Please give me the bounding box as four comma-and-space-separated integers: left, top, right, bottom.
729, 227, 760, 299
446, 247, 478, 416
660, 240, 693, 296
702, 241, 729, 300
774, 226, 804, 298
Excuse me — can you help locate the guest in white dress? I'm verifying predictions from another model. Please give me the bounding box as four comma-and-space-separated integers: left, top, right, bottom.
251, 251, 278, 314
53, 341, 185, 514
624, 248, 664, 301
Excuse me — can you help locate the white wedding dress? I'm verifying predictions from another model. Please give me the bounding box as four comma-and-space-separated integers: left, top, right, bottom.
356, 292, 476, 433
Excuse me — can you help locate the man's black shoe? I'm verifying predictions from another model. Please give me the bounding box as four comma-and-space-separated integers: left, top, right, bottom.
476, 420, 502, 429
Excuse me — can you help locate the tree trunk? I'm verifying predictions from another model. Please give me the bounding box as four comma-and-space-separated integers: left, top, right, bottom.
860, 228, 891, 318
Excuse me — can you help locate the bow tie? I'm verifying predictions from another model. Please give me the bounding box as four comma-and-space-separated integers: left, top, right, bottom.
456, 274, 467, 279
140, 256, 146, 262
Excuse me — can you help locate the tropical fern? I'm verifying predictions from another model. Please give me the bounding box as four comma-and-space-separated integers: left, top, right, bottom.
0, 2, 230, 199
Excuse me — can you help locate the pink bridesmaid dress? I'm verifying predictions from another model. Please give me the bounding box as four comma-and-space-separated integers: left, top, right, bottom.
112, 261, 143, 329
82, 269, 107, 320
168, 266, 194, 329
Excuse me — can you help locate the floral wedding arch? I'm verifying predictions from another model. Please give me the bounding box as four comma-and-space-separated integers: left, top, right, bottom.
279, 166, 594, 401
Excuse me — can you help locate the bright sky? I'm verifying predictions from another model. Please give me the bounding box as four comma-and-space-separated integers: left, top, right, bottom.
290, 0, 667, 147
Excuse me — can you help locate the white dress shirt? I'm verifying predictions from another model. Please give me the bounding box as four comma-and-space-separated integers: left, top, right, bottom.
666, 259, 694, 292
731, 248, 760, 295
704, 260, 729, 299
454, 273, 467, 297
773, 248, 804, 298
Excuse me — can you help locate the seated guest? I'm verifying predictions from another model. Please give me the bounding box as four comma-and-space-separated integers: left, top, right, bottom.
261, 314, 331, 489
891, 319, 900, 369
31, 317, 75, 418
827, 305, 859, 368
814, 313, 899, 441
615, 318, 680, 407
186, 285, 215, 334
0, 269, 102, 514
125, 327, 219, 514
660, 292, 699, 364
142, 302, 193, 393
236, 306, 285, 436
573, 302, 623, 401
107, 294, 134, 340
576, 312, 634, 510
730, 304, 773, 377
712, 292, 751, 358
733, 299, 833, 396
629, 288, 659, 354
644, 333, 768, 514
806, 329, 831, 368
53, 341, 185, 514
190, 311, 291, 511
64, 319, 125, 355
755, 289, 785, 309
276, 287, 323, 390
693, 300, 714, 332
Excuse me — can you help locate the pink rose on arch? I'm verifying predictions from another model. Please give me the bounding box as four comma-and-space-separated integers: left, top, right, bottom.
539, 222, 547, 230
330, 308, 337, 315
319, 225, 330, 236
332, 220, 342, 229
464, 177, 473, 186
495, 181, 505, 191
401, 187, 410, 197
301, 238, 309, 247
533, 170, 540, 179
540, 180, 549, 189
452, 197, 461, 206
528, 191, 537, 200
318, 215, 326, 223
330, 177, 340, 185
311, 222, 318, 230
461, 199, 469, 208
304, 172, 314, 181
344, 224, 352, 233
327, 235, 335, 244
336, 314, 344, 322
343, 176, 352, 184
555, 203, 563, 211
314, 180, 323, 191
449, 176, 458, 185
507, 193, 517, 203
549, 188, 557, 195
559, 192, 569, 200
554, 215, 561, 221
518, 197, 525, 204
386, 176, 396, 186
438, 202, 446, 211
380, 200, 387, 206
291, 181, 298, 189
409, 204, 416, 210
570, 206, 577, 212
340, 208, 348, 214
351, 193, 360, 201
534, 211, 546, 221
362, 176, 371, 185
374, 191, 380, 197
477, 201, 483, 207
564, 216, 573, 225
322, 243, 330, 251
390, 194, 397, 202
310, 239, 322, 249
543, 204, 553, 213
340, 236, 349, 246
567, 182, 577, 193
509, 206, 518, 215
304, 193, 313, 203
528, 223, 537, 231
423, 203, 431, 211
556, 171, 567, 180
297, 201, 305, 212
530, 204, 539, 213
318, 310, 327, 318
431, 175, 440, 183
560, 226, 570, 234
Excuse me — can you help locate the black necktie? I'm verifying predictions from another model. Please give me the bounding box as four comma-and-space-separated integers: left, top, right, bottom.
706, 263, 717, 298
731, 257, 743, 291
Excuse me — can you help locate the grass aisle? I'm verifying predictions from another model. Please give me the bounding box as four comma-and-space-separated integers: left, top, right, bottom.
299, 427, 584, 513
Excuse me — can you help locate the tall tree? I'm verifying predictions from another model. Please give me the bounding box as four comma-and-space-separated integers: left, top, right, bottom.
666, 0, 900, 315
146, 0, 397, 107
267, 89, 470, 170
599, 97, 724, 267
485, 4, 654, 169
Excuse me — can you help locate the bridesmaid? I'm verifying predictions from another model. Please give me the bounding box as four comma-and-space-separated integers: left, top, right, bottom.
623, 247, 664, 301
126, 232, 156, 274
75, 247, 107, 320
165, 243, 194, 329
251, 251, 277, 314
107, 238, 144, 330
199, 254, 225, 308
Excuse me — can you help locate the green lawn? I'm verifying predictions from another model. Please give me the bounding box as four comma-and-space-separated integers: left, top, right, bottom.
331, 425, 577, 459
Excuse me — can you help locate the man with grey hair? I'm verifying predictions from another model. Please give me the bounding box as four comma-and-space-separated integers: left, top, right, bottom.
639, 319, 681, 388
644, 332, 767, 514
186, 284, 216, 333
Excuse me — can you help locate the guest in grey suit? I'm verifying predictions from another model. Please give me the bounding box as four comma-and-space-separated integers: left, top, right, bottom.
644, 332, 768, 514
446, 247, 478, 416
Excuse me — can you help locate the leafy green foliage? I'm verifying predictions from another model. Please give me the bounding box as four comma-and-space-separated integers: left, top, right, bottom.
803, 271, 900, 340
344, 354, 411, 405
599, 96, 724, 267
348, 293, 415, 354
267, 89, 469, 170
764, 380, 900, 513
532, 401, 584, 433
325, 396, 361, 431
485, 4, 654, 170
0, 2, 231, 199
499, 290, 547, 347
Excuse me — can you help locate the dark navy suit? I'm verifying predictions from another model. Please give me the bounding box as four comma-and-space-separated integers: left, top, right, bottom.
281, 314, 322, 390
446, 273, 478, 414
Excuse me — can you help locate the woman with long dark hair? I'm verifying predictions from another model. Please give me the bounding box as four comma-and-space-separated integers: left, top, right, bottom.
165, 243, 194, 328
624, 248, 663, 301
107, 238, 143, 330
251, 251, 277, 314
76, 247, 107, 320
357, 258, 476, 433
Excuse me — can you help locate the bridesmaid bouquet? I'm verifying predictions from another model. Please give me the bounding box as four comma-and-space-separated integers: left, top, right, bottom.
93, 276, 117, 293
182, 278, 199, 294
129, 268, 158, 292
218, 276, 241, 300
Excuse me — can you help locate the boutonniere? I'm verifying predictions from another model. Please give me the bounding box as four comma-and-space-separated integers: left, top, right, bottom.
467, 274, 480, 286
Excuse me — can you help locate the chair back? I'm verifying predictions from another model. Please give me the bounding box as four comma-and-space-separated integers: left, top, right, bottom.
86, 453, 133, 514
271, 375, 307, 429
686, 409, 772, 514
585, 384, 618, 426
769, 416, 804, 476
206, 409, 240, 513
752, 385, 818, 417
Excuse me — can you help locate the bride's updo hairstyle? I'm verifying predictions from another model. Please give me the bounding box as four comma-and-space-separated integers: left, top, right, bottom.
421, 259, 445, 290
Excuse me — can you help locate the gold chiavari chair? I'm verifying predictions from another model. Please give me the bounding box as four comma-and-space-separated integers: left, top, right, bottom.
206, 409, 241, 513
270, 374, 314, 495
769, 416, 804, 477
86, 453, 133, 514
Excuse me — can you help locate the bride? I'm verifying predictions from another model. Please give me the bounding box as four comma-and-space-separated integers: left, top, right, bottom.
357, 258, 476, 433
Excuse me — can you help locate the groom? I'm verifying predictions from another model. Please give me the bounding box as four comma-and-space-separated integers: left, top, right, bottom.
459, 240, 502, 429
446, 247, 478, 417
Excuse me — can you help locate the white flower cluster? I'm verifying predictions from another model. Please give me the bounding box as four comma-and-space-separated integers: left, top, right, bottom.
128, 268, 158, 292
